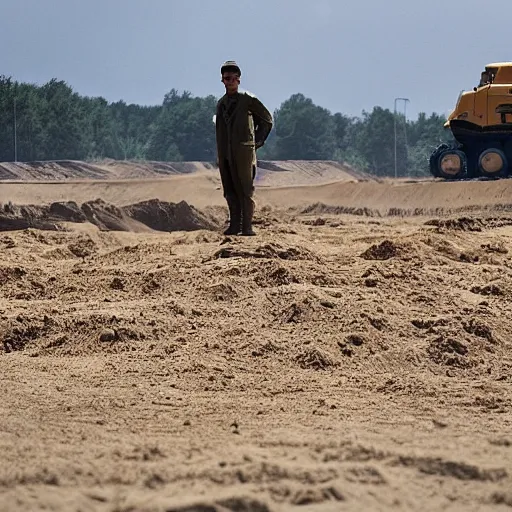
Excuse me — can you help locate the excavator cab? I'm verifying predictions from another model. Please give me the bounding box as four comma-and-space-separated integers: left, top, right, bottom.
478, 70, 491, 88
432, 62, 512, 179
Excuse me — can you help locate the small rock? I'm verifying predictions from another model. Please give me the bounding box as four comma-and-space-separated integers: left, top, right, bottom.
110, 277, 125, 290
346, 334, 365, 346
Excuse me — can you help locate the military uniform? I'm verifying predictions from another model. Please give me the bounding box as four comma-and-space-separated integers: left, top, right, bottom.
215, 63, 273, 235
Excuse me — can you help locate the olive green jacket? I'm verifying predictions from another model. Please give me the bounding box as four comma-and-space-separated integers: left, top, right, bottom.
215, 91, 273, 168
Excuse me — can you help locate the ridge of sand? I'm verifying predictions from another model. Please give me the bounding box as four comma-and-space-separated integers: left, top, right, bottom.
0, 199, 223, 233
1, 170, 512, 215
0, 159, 367, 184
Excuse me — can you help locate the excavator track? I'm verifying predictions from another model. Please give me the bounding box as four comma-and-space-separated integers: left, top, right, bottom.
430, 121, 512, 180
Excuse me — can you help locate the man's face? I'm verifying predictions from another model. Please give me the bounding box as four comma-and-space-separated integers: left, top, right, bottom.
222, 72, 240, 94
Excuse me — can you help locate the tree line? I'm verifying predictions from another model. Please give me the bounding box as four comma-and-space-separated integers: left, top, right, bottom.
0, 76, 453, 177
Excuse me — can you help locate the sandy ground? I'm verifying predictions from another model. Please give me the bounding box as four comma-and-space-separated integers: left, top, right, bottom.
1, 165, 512, 511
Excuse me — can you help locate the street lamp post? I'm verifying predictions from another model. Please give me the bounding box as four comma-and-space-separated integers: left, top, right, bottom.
394, 97, 410, 178
403, 99, 409, 166
14, 95, 18, 163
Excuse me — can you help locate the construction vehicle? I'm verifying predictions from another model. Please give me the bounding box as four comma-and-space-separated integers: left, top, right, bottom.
430, 62, 512, 179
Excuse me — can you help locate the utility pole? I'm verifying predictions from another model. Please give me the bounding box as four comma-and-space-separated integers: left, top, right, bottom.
403, 98, 409, 169
394, 97, 410, 178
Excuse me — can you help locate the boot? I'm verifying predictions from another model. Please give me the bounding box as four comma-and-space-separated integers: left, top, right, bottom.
241, 198, 256, 236
223, 197, 241, 235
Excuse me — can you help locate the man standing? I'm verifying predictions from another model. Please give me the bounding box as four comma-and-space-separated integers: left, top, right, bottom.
215, 61, 273, 236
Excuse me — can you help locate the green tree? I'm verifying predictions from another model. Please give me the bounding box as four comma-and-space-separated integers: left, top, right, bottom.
148, 90, 216, 161
109, 101, 159, 160
342, 107, 406, 176
0, 76, 16, 162
80, 96, 116, 160
273, 94, 336, 160
38, 79, 84, 159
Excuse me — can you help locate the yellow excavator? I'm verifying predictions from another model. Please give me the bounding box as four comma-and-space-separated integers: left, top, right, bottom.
430, 62, 512, 179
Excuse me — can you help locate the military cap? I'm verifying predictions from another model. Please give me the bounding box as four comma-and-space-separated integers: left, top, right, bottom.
221, 60, 241, 76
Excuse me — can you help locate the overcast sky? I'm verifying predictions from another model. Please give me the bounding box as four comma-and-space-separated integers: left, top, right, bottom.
1, 0, 510, 119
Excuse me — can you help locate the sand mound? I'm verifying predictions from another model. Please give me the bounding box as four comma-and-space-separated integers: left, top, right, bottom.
425, 216, 512, 232
125, 199, 220, 232
81, 199, 141, 231
255, 160, 372, 186
0, 203, 62, 231
211, 241, 319, 262
360, 240, 402, 260
0, 160, 217, 181
301, 202, 379, 217
0, 199, 221, 233
166, 497, 273, 512
0, 160, 112, 180
0, 159, 368, 184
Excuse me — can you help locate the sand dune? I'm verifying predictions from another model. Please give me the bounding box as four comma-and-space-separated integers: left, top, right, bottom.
262, 177, 512, 214
1, 167, 512, 216
0, 159, 368, 210
0, 160, 215, 181
0, 173, 225, 209
0, 159, 365, 184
